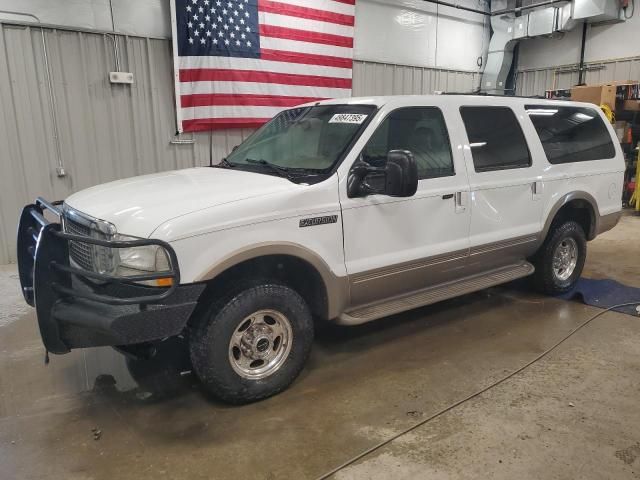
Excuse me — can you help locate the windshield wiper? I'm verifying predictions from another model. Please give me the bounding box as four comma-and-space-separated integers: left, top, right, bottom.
245, 158, 295, 180
212, 157, 235, 169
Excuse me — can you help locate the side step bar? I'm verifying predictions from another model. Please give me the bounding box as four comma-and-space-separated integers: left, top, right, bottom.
338, 262, 535, 325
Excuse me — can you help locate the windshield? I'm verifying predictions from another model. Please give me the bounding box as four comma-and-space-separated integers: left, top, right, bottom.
225, 104, 376, 173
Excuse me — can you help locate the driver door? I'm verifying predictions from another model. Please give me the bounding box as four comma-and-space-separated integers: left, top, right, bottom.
339, 106, 471, 307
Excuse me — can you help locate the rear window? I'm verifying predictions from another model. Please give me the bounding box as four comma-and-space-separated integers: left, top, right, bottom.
460, 106, 531, 172
525, 105, 616, 164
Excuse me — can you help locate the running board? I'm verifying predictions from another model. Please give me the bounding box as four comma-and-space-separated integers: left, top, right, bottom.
338, 262, 535, 325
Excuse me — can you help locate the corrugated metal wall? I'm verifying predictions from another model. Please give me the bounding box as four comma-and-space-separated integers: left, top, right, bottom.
0, 23, 209, 264
516, 56, 640, 96
0, 22, 480, 264
353, 61, 480, 96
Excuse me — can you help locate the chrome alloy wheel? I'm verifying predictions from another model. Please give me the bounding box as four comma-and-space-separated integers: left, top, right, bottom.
228, 309, 293, 380
552, 237, 578, 282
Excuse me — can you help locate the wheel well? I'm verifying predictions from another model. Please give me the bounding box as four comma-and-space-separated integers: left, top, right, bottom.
198, 255, 329, 320
552, 199, 595, 240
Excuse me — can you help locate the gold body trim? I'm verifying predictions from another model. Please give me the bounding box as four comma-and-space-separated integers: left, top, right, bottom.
339, 262, 535, 325
194, 201, 619, 323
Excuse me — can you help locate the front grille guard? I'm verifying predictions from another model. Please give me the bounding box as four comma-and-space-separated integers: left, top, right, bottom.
18, 197, 181, 307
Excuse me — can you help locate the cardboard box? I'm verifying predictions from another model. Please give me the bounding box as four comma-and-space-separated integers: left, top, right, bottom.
623, 100, 640, 111
571, 84, 617, 107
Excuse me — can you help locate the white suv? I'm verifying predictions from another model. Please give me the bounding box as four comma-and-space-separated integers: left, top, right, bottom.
18, 95, 624, 404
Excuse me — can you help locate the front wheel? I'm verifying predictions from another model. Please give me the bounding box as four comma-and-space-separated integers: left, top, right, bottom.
532, 220, 587, 295
189, 283, 314, 404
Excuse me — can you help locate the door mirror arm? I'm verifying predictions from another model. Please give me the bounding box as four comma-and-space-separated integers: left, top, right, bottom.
347, 158, 384, 197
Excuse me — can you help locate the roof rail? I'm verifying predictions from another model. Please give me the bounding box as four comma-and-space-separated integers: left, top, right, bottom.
438, 92, 551, 99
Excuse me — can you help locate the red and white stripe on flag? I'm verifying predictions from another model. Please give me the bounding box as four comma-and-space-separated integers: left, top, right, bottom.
170, 0, 356, 132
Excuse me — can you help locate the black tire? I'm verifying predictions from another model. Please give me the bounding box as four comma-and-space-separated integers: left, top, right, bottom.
189, 283, 313, 404
532, 220, 587, 295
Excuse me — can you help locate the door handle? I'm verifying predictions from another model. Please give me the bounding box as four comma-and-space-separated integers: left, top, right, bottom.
532, 180, 543, 200
455, 191, 468, 213
442, 194, 454, 200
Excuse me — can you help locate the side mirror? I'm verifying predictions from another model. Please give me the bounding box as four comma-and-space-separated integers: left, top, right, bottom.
347, 150, 418, 198
384, 150, 418, 197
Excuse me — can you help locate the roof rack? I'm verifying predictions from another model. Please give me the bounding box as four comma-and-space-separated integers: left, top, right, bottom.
438, 92, 549, 99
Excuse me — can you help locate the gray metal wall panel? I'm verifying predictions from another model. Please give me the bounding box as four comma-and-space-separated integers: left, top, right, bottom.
0, 23, 481, 264
0, 24, 208, 264
517, 56, 640, 96
352, 61, 480, 96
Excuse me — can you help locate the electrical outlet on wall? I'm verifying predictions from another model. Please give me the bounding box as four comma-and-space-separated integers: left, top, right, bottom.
109, 72, 134, 84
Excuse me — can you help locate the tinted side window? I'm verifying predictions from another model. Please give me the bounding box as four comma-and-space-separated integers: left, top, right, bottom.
362, 107, 455, 180
525, 105, 616, 164
460, 106, 531, 172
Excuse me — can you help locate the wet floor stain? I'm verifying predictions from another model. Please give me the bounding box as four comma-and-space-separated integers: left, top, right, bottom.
1, 214, 639, 479
616, 443, 640, 465
0, 281, 583, 479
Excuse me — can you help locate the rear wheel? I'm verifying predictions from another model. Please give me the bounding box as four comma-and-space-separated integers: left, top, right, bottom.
532, 220, 586, 295
189, 283, 313, 404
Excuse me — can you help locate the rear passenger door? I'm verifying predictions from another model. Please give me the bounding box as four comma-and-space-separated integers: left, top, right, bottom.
459, 105, 544, 273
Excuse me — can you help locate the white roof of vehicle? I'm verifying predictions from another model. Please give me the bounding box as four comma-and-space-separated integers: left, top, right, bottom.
307, 95, 596, 110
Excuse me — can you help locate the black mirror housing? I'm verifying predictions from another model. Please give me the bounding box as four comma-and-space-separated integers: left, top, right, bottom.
384, 150, 418, 197
347, 150, 418, 198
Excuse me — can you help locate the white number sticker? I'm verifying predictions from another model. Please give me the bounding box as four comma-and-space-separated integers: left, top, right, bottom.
329, 113, 368, 124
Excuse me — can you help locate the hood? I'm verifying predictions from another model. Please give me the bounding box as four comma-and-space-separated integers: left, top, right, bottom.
64, 167, 295, 237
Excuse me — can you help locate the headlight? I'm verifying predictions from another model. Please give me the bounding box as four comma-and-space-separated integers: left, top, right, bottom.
114, 234, 173, 286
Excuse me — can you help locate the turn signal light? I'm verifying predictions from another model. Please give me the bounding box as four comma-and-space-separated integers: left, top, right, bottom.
155, 278, 174, 287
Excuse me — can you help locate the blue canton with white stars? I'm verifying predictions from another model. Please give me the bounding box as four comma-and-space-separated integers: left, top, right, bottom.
176, 0, 261, 58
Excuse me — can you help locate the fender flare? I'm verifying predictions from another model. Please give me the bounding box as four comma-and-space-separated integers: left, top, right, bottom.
540, 191, 600, 242
195, 242, 349, 320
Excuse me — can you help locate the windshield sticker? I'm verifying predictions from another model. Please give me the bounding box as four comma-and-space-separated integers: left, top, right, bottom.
329, 113, 368, 124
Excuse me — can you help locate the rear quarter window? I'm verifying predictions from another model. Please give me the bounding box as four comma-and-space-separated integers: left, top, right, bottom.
525, 105, 616, 164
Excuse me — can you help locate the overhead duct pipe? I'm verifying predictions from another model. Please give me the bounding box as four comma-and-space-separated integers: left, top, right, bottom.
477, 0, 625, 94
483, 0, 518, 94
417, 0, 598, 95
417, 0, 573, 17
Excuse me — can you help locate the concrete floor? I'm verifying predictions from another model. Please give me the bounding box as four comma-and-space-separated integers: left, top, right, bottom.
1, 213, 639, 480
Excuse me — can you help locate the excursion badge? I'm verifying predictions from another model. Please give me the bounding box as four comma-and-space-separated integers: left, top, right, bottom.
299, 215, 339, 228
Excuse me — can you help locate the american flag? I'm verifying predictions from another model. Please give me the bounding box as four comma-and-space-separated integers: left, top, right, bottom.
170, 0, 356, 132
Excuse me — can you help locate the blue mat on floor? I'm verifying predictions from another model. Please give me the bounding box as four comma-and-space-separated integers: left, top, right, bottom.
557, 278, 640, 316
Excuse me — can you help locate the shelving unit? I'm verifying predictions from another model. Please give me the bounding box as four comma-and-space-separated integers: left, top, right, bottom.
545, 82, 640, 103
544, 88, 572, 99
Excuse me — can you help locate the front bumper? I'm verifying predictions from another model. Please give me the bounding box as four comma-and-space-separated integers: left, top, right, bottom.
17, 198, 205, 355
